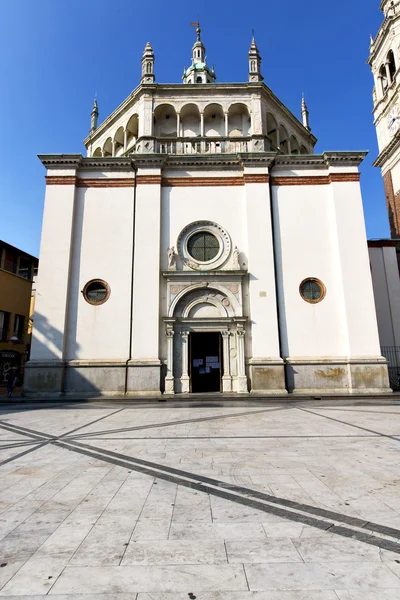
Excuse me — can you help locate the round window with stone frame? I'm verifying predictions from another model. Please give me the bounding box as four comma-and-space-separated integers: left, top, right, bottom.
299, 278, 326, 304
83, 279, 111, 305
177, 221, 231, 271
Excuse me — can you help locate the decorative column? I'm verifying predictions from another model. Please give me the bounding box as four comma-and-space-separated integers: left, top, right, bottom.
180, 331, 190, 393
377, 74, 384, 96
200, 112, 205, 137
177, 112, 181, 137
225, 112, 229, 136
112, 140, 116, 156
165, 325, 175, 394
385, 61, 392, 86
221, 330, 232, 392
236, 326, 248, 393
124, 129, 128, 152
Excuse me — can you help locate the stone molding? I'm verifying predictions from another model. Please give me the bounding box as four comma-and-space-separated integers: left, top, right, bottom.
40, 152, 366, 174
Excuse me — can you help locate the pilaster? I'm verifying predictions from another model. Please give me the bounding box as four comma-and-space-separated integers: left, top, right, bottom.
127, 159, 163, 394
242, 156, 286, 393
25, 159, 81, 394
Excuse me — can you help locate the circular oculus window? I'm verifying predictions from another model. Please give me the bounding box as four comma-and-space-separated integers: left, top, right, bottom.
299, 278, 326, 304
178, 221, 231, 271
187, 231, 220, 262
83, 279, 110, 305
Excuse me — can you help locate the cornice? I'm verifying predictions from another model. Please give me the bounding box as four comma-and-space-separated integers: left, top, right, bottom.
39, 155, 136, 171
39, 151, 367, 173
322, 151, 367, 167
273, 152, 367, 169
373, 131, 400, 166
81, 157, 133, 170
38, 154, 83, 168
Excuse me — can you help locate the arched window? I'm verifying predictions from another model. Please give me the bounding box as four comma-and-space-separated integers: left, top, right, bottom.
251, 60, 256, 71
196, 76, 202, 83
380, 64, 388, 93
388, 49, 396, 82
146, 62, 151, 73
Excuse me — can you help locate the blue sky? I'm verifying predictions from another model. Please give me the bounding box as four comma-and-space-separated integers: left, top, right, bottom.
0, 0, 387, 257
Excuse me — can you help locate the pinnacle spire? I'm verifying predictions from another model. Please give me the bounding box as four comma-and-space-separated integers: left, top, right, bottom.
141, 41, 155, 84
90, 97, 99, 133
301, 93, 311, 131
248, 32, 263, 82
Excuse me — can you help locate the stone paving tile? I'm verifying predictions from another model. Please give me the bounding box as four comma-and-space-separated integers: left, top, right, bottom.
245, 562, 400, 590
169, 521, 268, 540
121, 540, 227, 565
226, 538, 303, 563
293, 536, 384, 562
48, 565, 248, 595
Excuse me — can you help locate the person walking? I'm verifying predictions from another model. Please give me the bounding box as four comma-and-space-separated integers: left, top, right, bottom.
6, 367, 17, 398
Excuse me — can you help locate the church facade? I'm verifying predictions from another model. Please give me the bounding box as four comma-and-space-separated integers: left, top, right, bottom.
25, 26, 390, 397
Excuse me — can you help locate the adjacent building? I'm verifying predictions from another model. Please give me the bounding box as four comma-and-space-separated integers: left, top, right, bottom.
368, 1, 400, 388
0, 240, 38, 385
25, 26, 390, 397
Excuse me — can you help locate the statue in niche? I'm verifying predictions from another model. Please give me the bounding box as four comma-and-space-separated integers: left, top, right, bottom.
233, 246, 240, 269
167, 246, 177, 269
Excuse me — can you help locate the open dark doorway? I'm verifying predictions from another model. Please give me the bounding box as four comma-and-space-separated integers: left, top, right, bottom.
190, 332, 222, 393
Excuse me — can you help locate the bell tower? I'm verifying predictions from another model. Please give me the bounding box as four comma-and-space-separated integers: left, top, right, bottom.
369, 1, 400, 236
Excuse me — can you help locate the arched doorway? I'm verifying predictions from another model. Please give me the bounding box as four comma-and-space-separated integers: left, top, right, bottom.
163, 282, 248, 394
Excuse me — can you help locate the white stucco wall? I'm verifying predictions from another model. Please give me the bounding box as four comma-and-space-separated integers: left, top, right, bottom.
65, 185, 134, 360
272, 183, 347, 358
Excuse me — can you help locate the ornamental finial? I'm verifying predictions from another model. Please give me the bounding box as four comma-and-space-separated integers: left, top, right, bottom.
301, 93, 311, 131
90, 96, 99, 133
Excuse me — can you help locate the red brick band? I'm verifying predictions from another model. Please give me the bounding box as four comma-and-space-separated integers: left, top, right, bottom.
136, 175, 162, 185
272, 174, 360, 186
76, 178, 134, 188
243, 174, 270, 184
46, 172, 360, 189
45, 176, 77, 185
161, 177, 244, 187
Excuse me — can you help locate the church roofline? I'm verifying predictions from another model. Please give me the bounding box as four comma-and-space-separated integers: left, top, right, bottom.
38, 151, 366, 172
83, 81, 317, 147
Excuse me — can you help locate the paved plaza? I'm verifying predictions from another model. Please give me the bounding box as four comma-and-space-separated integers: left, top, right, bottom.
0, 398, 400, 598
